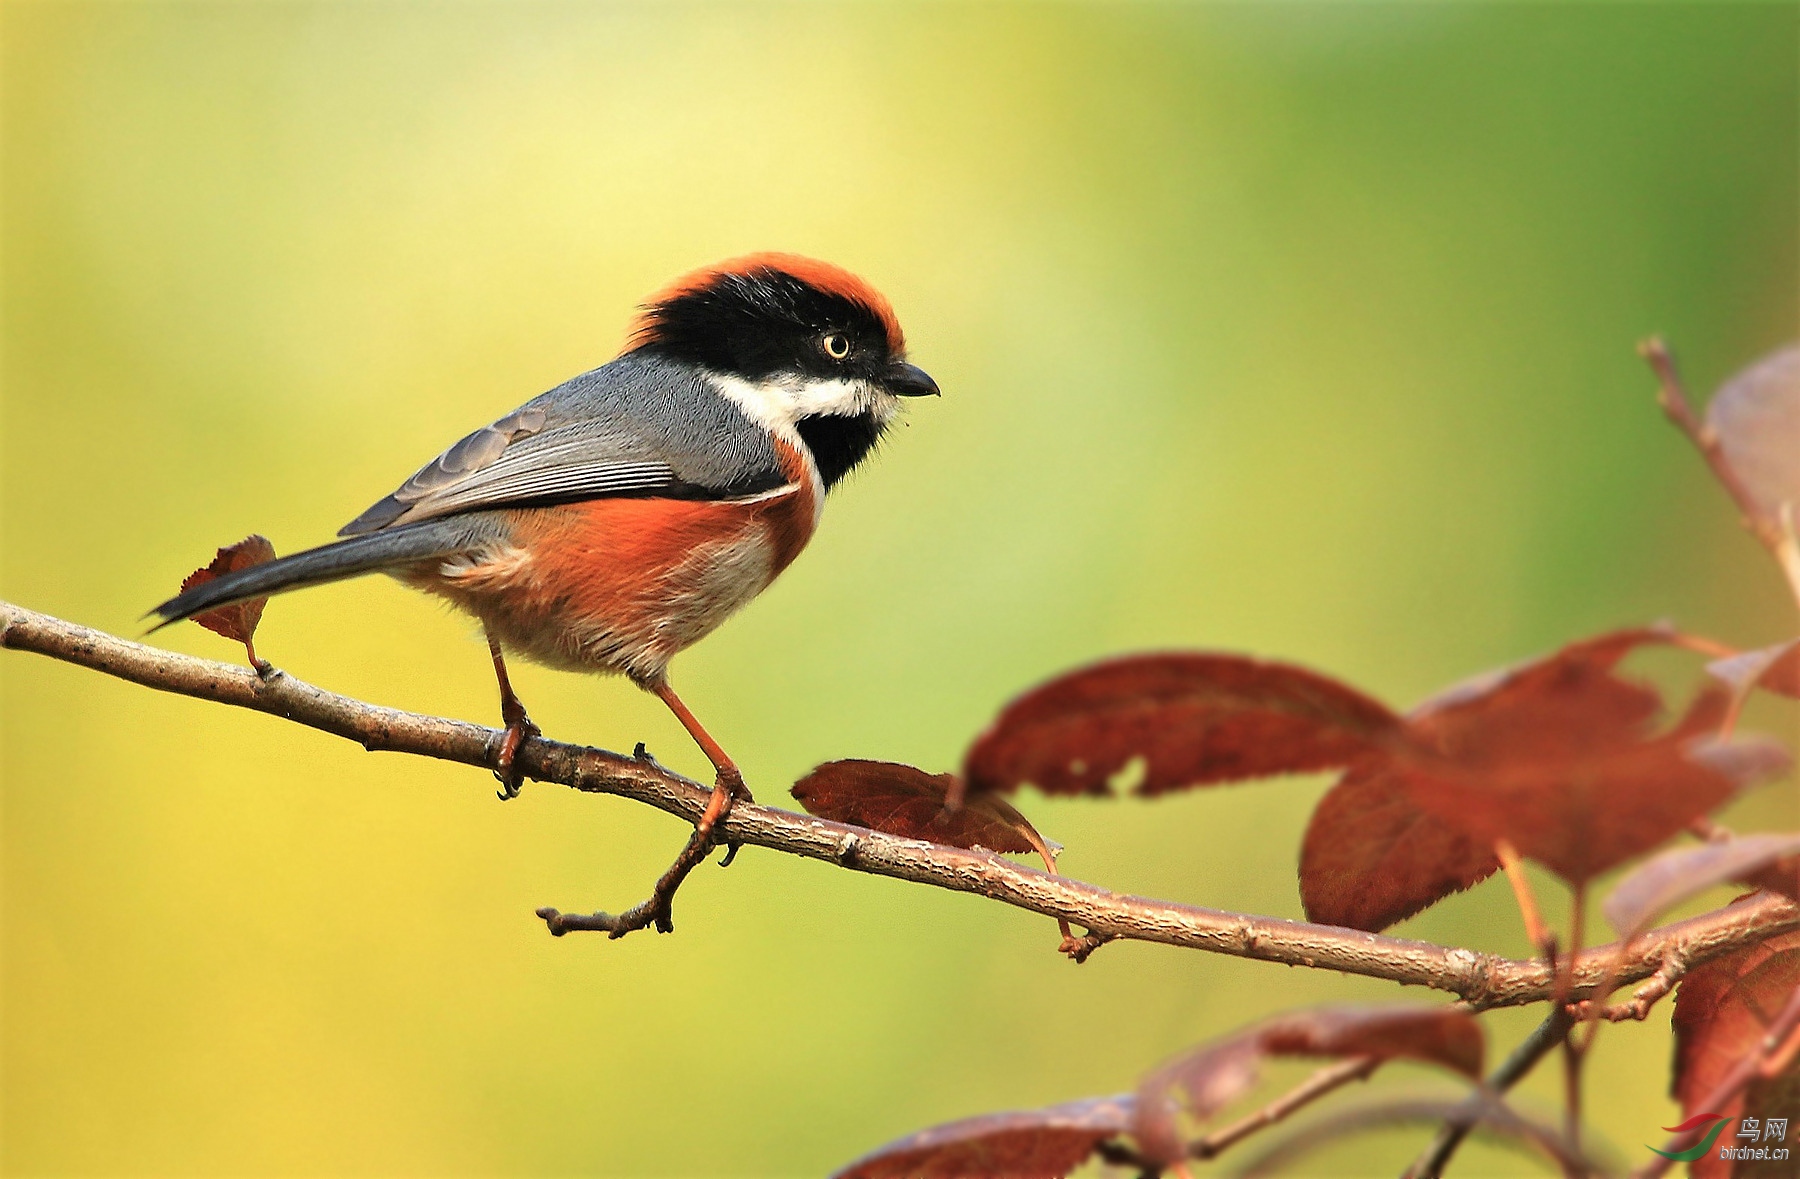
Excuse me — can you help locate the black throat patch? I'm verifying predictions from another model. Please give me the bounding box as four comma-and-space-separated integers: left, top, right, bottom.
794, 411, 887, 490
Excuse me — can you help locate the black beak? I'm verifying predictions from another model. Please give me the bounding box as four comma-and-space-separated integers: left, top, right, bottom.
886, 362, 941, 398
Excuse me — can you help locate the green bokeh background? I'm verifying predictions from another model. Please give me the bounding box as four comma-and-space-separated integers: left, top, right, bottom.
4, 3, 1797, 1175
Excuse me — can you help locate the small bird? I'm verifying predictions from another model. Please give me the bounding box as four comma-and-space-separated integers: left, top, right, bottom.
151, 253, 938, 829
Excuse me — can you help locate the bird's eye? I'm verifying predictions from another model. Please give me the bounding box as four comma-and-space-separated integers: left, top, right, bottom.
821, 333, 851, 360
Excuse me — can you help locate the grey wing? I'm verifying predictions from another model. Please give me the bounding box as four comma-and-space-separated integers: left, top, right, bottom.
339, 353, 787, 536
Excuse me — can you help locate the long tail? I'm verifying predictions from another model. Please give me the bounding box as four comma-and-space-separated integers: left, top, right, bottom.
147, 515, 503, 630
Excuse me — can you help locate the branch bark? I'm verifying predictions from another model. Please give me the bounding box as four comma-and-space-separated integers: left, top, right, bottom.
6, 598, 1797, 1007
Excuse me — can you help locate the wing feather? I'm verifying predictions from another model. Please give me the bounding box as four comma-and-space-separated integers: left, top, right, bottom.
339, 353, 789, 536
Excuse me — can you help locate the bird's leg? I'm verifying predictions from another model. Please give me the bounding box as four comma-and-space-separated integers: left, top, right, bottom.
650, 678, 754, 843
487, 631, 539, 800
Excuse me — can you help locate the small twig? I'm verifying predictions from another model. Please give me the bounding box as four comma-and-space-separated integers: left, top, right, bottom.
1248, 1093, 1591, 1179
1631, 981, 1800, 1179
1561, 887, 1589, 1152
537, 819, 721, 937
1568, 948, 1688, 1024
540, 780, 740, 937
1644, 338, 1778, 551
1404, 1006, 1576, 1179
1188, 1056, 1379, 1161
1643, 338, 1800, 611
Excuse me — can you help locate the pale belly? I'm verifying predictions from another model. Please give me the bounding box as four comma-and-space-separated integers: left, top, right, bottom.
406, 527, 779, 685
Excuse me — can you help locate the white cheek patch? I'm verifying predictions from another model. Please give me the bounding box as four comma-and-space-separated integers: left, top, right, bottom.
709, 372, 884, 437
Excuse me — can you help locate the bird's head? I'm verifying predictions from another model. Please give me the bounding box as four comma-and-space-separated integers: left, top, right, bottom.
625, 253, 938, 487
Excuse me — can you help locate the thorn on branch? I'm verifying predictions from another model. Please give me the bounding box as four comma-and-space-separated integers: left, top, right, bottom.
1061, 930, 1116, 964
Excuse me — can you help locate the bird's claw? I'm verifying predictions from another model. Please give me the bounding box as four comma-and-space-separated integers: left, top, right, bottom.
494, 712, 541, 800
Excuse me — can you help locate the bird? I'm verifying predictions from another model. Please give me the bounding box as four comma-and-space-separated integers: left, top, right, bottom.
149, 253, 938, 834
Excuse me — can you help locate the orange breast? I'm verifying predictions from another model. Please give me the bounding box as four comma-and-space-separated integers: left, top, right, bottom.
418, 449, 820, 683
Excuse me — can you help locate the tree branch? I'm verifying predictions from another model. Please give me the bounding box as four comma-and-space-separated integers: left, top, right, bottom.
5, 598, 1796, 1006
1188, 1055, 1379, 1161
1404, 1006, 1575, 1178
1643, 337, 1800, 609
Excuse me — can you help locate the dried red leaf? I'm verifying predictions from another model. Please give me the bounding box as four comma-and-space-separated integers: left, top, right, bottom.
1605, 834, 1800, 940
1709, 641, 1800, 702
1254, 1005, 1484, 1077
1299, 760, 1500, 932
1132, 1004, 1483, 1166
1406, 691, 1784, 886
1706, 343, 1800, 535
1408, 625, 1675, 758
791, 760, 1056, 864
1295, 629, 1672, 928
1671, 929, 1800, 1179
830, 1095, 1135, 1179
963, 653, 1400, 798
1381, 628, 1787, 885
179, 535, 277, 661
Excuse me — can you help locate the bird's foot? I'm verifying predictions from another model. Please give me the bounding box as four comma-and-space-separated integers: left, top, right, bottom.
493, 710, 540, 801
698, 765, 752, 867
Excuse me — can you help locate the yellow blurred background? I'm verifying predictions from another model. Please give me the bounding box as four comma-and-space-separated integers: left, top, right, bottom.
4, 3, 1796, 1175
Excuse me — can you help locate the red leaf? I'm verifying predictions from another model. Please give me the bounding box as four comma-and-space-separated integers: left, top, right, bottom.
1299, 760, 1500, 932
1405, 689, 1784, 886
178, 535, 277, 661
830, 1096, 1134, 1179
963, 653, 1400, 798
1408, 625, 1675, 759
1604, 834, 1800, 939
1671, 928, 1800, 1179
1132, 1004, 1483, 1165
1709, 641, 1800, 702
1381, 628, 1788, 885
791, 760, 1057, 864
1706, 343, 1800, 534
1295, 629, 1676, 928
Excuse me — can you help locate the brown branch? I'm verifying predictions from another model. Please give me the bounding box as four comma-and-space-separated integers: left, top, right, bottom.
1403, 1006, 1576, 1179
1244, 1094, 1592, 1179
538, 817, 720, 936
5, 598, 1798, 1005
1188, 1055, 1379, 1161
1631, 981, 1800, 1179
1568, 948, 1688, 1023
1642, 337, 1800, 609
